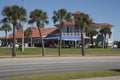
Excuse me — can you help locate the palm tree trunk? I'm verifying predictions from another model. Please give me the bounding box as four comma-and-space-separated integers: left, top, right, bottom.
38, 27, 45, 56
5, 30, 7, 46
30, 36, 32, 47
59, 28, 62, 56
81, 28, 85, 56
91, 36, 94, 47
30, 26, 33, 47
27, 36, 29, 45
58, 21, 63, 56
104, 35, 106, 48
12, 25, 16, 57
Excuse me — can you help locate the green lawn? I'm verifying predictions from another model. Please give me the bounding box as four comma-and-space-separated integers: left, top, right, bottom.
0, 47, 120, 57
0, 48, 120, 80
3, 70, 120, 80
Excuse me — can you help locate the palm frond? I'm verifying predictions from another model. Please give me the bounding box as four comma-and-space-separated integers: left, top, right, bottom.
0, 24, 12, 32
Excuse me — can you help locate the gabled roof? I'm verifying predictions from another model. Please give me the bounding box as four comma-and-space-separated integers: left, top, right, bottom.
92, 23, 113, 28
55, 11, 113, 28
8, 31, 23, 39
55, 19, 113, 28
7, 27, 58, 39
72, 11, 83, 15
62, 19, 75, 26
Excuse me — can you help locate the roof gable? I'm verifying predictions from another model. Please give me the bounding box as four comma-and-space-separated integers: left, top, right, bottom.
55, 11, 113, 28
92, 23, 113, 28
7, 27, 58, 39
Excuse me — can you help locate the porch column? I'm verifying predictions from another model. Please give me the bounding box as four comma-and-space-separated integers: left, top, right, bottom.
63, 40, 65, 48
75, 40, 76, 48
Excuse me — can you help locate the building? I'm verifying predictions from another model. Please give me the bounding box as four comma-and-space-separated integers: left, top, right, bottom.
0, 11, 113, 48
53, 11, 113, 48
0, 26, 58, 47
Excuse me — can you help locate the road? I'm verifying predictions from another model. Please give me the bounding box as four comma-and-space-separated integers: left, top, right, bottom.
0, 57, 120, 79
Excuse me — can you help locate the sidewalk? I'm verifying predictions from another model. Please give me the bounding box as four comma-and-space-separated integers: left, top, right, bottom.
73, 76, 120, 80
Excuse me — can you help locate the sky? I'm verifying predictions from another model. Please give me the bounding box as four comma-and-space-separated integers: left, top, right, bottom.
0, 0, 120, 41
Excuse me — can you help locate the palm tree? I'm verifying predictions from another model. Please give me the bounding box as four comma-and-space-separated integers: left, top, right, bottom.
0, 24, 12, 46
24, 27, 33, 47
73, 13, 92, 56
2, 5, 27, 57
29, 9, 49, 56
99, 27, 112, 48
86, 30, 98, 48
52, 9, 71, 56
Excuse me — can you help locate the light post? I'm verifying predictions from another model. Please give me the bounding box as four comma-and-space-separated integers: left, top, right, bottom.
21, 0, 24, 51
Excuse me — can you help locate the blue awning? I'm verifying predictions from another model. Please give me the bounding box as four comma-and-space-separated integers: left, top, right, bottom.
61, 36, 81, 41
44, 37, 59, 40
44, 36, 81, 41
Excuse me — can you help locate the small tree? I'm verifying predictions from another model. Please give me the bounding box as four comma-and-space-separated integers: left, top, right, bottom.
52, 9, 71, 56
73, 13, 93, 56
2, 5, 27, 57
86, 30, 98, 48
24, 27, 33, 47
29, 9, 49, 56
0, 24, 12, 46
99, 27, 112, 48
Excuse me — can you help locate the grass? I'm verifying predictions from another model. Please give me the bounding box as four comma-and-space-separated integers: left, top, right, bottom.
0, 47, 120, 57
0, 48, 120, 80
3, 70, 120, 80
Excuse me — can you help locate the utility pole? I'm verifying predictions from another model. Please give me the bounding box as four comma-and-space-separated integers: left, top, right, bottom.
21, 0, 24, 51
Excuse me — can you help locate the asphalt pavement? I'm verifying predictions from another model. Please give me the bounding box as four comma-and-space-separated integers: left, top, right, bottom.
0, 57, 120, 79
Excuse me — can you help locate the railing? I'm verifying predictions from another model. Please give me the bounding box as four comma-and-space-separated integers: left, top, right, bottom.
56, 33, 89, 38
62, 33, 81, 36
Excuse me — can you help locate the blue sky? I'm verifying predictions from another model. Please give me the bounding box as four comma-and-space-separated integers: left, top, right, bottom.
0, 0, 120, 41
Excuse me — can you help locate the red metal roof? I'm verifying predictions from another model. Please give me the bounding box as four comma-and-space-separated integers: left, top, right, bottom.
63, 19, 75, 26
72, 11, 83, 15
55, 19, 113, 28
7, 27, 58, 39
58, 11, 113, 27
92, 23, 113, 27
8, 31, 23, 39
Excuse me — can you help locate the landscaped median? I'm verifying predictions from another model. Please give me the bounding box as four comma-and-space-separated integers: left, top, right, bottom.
2, 70, 120, 80
0, 48, 120, 57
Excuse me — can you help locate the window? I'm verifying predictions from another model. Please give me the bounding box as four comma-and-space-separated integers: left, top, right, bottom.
67, 27, 69, 33
75, 27, 79, 33
70, 27, 73, 33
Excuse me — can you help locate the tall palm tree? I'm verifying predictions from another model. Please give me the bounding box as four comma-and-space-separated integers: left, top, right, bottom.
24, 27, 33, 47
29, 9, 49, 56
2, 5, 27, 57
0, 24, 12, 46
86, 30, 98, 48
73, 13, 92, 56
99, 27, 112, 48
52, 9, 71, 56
